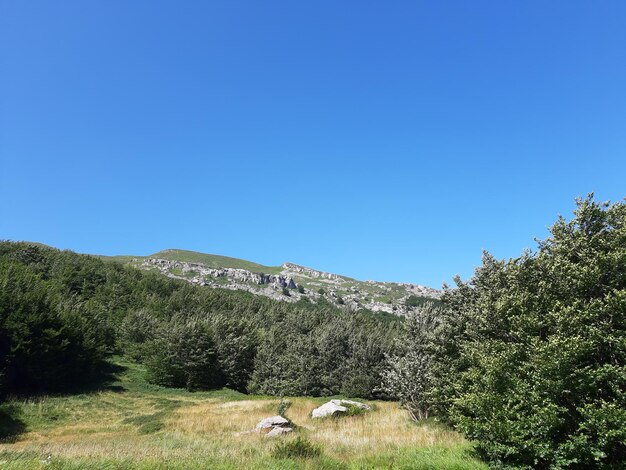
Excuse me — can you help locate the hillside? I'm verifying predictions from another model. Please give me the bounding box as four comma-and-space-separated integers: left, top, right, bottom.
104, 248, 440, 315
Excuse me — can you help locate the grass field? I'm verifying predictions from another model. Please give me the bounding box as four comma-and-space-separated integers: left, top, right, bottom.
0, 361, 486, 469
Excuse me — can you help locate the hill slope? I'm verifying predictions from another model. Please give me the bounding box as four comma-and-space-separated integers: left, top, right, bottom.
105, 248, 440, 315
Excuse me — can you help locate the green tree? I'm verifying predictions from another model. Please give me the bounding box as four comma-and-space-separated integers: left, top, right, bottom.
431, 196, 626, 468
380, 304, 439, 421
145, 317, 221, 391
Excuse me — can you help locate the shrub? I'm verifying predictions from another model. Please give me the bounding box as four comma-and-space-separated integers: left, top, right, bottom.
405, 295, 425, 308
342, 403, 370, 417
272, 436, 322, 459
277, 398, 292, 417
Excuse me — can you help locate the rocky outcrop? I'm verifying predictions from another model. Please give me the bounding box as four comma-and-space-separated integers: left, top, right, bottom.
138, 256, 440, 316
282, 263, 342, 281
144, 258, 297, 289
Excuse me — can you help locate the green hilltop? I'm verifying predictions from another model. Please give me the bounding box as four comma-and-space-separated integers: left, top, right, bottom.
148, 249, 283, 274
98, 249, 284, 275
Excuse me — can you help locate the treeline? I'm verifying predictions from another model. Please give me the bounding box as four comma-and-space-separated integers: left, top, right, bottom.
0, 242, 398, 398
383, 196, 626, 468
5, 196, 621, 468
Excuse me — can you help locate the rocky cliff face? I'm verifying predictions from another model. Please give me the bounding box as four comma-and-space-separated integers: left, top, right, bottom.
139, 257, 440, 315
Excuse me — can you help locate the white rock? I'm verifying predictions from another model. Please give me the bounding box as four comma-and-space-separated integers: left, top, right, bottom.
311, 401, 348, 418
265, 426, 293, 437
334, 399, 371, 410
255, 415, 289, 430
311, 400, 371, 419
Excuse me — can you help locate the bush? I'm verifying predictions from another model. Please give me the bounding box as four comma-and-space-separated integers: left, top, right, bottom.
272, 436, 322, 459
431, 196, 626, 468
277, 398, 292, 417
341, 403, 370, 417
405, 295, 425, 308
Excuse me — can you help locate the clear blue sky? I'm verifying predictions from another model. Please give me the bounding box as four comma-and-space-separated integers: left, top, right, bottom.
1, 1, 625, 287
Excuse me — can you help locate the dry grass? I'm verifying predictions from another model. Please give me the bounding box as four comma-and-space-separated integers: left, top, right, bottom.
0, 362, 486, 469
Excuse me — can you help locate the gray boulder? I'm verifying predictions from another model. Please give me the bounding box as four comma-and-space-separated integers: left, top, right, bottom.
265, 426, 294, 437
311, 399, 371, 419
255, 415, 289, 431
254, 415, 293, 437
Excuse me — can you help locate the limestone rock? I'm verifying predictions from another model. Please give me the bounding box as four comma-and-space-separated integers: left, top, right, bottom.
265, 426, 293, 437
311, 401, 347, 418
311, 399, 370, 419
255, 415, 289, 432
336, 399, 371, 410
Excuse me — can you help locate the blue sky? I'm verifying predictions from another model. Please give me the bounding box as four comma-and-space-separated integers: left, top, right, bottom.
1, 1, 625, 287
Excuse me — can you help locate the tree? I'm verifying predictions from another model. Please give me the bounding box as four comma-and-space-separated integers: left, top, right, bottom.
212, 315, 257, 392
430, 196, 626, 468
380, 304, 439, 421
145, 317, 221, 391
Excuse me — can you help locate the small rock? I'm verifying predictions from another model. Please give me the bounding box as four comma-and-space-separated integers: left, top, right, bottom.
265, 426, 293, 437
255, 415, 289, 433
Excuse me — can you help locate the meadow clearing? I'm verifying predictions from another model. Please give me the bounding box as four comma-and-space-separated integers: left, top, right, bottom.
0, 361, 485, 469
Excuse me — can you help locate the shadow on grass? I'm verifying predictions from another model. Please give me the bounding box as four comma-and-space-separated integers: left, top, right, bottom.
0, 360, 129, 443
70, 359, 127, 394
5, 359, 128, 400
0, 403, 26, 443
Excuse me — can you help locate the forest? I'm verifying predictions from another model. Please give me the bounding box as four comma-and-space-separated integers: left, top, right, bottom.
1, 196, 625, 468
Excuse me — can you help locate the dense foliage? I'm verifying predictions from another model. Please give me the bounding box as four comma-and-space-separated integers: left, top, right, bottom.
0, 242, 397, 398
424, 197, 626, 468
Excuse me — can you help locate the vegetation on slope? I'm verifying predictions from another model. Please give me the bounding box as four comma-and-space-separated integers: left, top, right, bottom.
0, 241, 398, 400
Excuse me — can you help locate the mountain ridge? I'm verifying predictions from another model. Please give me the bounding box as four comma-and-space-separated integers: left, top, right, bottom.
103, 248, 441, 315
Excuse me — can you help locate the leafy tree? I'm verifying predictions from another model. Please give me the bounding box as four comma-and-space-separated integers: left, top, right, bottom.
380, 304, 439, 421
430, 196, 626, 468
211, 315, 257, 392
0, 260, 108, 396
145, 317, 221, 391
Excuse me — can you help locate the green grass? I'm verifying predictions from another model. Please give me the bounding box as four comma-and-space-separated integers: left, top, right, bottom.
0, 359, 486, 469
148, 249, 283, 274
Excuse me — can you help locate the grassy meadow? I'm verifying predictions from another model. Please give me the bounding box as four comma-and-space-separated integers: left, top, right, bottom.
0, 360, 485, 469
